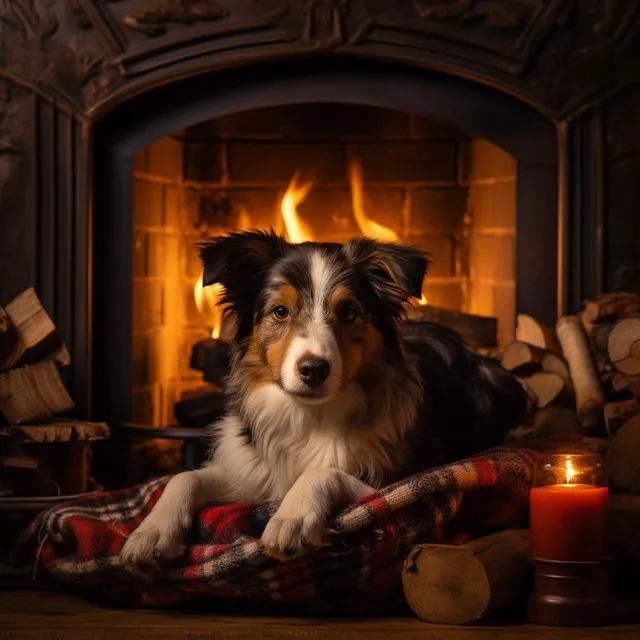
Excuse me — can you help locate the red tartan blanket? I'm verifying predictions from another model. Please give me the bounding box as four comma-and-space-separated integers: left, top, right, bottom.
10, 446, 541, 609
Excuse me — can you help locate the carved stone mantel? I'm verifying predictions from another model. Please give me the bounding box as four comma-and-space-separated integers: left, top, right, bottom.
1, 0, 639, 416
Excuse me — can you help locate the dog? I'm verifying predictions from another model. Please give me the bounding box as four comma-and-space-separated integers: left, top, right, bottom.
121, 230, 527, 566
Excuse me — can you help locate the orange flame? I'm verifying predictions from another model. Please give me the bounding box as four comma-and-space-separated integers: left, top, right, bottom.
418, 293, 428, 306
281, 173, 314, 244
194, 276, 224, 339
349, 159, 399, 243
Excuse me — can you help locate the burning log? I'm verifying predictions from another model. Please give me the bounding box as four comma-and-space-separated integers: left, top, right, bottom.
501, 341, 570, 384
515, 314, 561, 354
404, 306, 497, 350
402, 530, 531, 625
556, 316, 605, 434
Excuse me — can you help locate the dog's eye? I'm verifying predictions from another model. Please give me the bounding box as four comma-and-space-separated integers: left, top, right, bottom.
339, 306, 358, 324
273, 305, 289, 320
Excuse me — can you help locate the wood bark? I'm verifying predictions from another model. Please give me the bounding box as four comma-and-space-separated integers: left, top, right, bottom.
402, 530, 531, 625
556, 316, 605, 433
533, 406, 583, 436
581, 292, 640, 326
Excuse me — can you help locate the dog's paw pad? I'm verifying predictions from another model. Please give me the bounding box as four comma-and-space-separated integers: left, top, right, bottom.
260, 513, 327, 561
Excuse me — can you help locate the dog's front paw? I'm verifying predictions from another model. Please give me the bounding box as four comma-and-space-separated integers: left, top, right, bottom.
120, 522, 186, 570
261, 511, 331, 561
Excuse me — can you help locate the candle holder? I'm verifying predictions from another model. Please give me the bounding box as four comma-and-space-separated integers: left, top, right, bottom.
528, 452, 615, 627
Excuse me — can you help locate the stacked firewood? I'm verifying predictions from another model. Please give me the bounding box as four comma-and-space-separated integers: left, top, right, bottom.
499, 292, 640, 493
0, 288, 109, 498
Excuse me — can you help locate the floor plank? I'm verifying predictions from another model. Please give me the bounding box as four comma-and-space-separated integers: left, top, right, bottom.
1, 589, 640, 640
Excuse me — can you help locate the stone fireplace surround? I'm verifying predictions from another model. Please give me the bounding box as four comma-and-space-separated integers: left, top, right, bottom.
1, 1, 639, 431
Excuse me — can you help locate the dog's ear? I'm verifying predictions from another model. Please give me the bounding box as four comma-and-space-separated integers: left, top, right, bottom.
198, 229, 287, 339
342, 237, 430, 318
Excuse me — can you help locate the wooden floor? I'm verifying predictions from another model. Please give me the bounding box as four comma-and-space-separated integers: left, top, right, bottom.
1, 589, 640, 639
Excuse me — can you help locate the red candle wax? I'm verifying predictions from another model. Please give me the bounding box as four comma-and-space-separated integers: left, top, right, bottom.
530, 484, 608, 562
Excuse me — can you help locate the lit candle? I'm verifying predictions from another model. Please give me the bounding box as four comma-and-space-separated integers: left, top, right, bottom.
529, 453, 608, 562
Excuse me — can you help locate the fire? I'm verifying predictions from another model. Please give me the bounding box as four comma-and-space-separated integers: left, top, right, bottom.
281, 172, 315, 243
349, 158, 399, 242
418, 294, 428, 306
564, 455, 576, 484
194, 277, 224, 339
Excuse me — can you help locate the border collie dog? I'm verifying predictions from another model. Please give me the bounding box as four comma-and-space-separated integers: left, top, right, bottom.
121, 230, 526, 565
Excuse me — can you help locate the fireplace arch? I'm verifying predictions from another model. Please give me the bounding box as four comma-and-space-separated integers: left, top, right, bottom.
92, 56, 558, 425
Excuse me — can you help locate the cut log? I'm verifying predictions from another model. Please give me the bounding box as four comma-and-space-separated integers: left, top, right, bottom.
402, 529, 531, 625
515, 314, 561, 354
607, 372, 640, 400
533, 406, 583, 437
581, 293, 640, 326
604, 400, 640, 438
1, 288, 68, 371
0, 306, 20, 369
405, 305, 497, 349
520, 372, 572, 409
606, 414, 640, 493
608, 318, 640, 377
501, 342, 570, 383
0, 361, 75, 424
556, 316, 605, 433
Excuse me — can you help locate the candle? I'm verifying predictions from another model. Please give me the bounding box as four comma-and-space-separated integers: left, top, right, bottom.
529, 453, 608, 562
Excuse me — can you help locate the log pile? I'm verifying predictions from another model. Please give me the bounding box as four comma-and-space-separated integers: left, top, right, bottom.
499, 292, 640, 493
0, 288, 109, 498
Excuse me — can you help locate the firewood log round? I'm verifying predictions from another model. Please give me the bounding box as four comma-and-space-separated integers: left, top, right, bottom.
604, 400, 640, 438
608, 318, 640, 377
515, 315, 561, 355
521, 372, 573, 410
402, 530, 531, 625
556, 316, 605, 433
606, 414, 640, 493
607, 372, 640, 400
501, 341, 570, 383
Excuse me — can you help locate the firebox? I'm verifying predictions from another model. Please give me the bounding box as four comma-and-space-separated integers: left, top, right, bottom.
90, 59, 559, 464
130, 104, 518, 429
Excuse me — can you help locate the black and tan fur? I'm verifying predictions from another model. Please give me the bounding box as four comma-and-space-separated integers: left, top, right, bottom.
121, 230, 527, 565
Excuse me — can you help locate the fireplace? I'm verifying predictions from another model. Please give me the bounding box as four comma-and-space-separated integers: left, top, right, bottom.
129, 103, 518, 427
1, 1, 638, 481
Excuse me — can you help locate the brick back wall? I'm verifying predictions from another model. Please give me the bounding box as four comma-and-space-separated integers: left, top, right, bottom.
131, 104, 517, 429
181, 104, 471, 309
132, 138, 209, 437
466, 139, 517, 346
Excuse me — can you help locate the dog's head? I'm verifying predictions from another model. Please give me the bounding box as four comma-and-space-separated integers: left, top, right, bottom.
199, 230, 429, 403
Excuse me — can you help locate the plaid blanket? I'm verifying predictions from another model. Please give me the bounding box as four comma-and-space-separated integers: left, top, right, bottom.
10, 446, 542, 609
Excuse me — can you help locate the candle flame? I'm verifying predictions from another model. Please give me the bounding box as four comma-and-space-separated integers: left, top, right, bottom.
564, 455, 576, 484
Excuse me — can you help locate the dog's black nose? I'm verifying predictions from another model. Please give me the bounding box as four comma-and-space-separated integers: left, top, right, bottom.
297, 356, 330, 388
